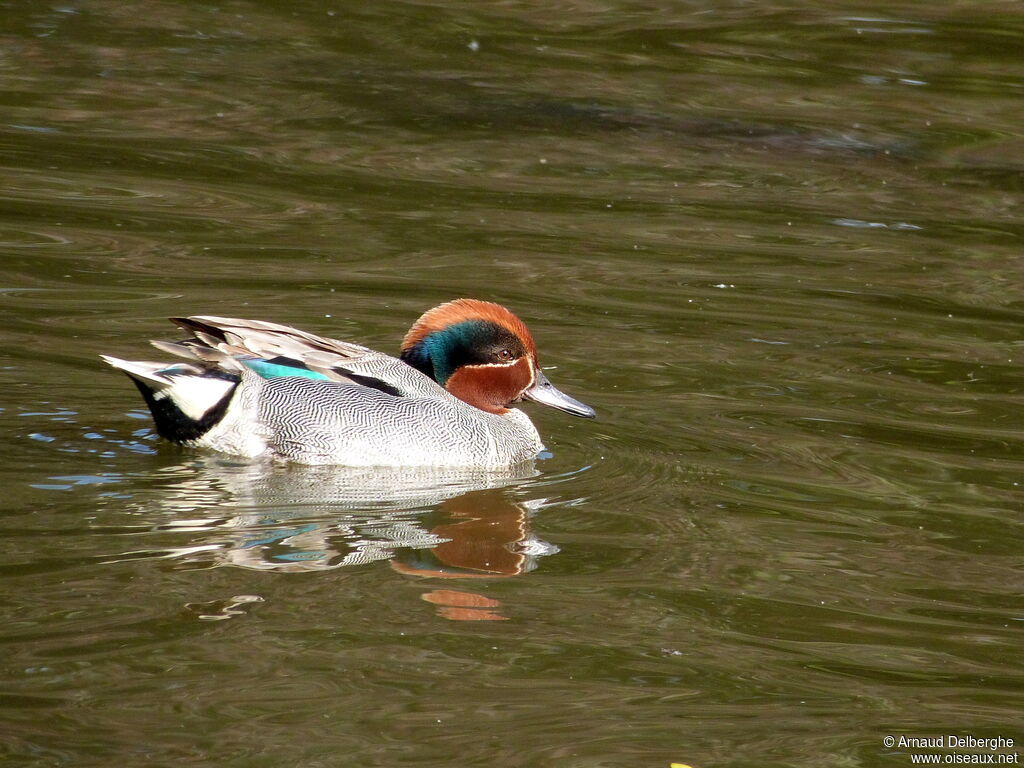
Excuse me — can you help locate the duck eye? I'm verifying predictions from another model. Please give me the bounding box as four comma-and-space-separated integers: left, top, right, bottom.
499, 348, 513, 360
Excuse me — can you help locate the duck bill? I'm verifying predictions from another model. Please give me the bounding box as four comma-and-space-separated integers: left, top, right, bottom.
522, 370, 596, 418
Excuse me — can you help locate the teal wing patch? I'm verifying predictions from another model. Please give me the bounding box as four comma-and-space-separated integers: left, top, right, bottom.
243, 358, 331, 381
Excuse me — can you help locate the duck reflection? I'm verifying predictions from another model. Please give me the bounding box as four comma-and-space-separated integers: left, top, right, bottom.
391, 489, 559, 621
139, 458, 558, 619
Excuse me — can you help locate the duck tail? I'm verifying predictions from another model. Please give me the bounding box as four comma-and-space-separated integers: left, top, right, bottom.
100, 355, 239, 443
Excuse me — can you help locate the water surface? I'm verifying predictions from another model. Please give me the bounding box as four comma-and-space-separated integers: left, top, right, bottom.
2, 1, 1023, 766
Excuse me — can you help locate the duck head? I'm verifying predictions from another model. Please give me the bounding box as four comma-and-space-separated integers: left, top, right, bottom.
400, 299, 596, 419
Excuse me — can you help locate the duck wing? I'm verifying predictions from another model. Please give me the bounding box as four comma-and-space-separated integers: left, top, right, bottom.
156, 315, 443, 399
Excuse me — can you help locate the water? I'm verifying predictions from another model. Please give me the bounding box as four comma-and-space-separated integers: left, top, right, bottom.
2, 1, 1023, 766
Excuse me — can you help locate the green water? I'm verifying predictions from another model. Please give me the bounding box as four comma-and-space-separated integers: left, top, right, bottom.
2, 1, 1022, 766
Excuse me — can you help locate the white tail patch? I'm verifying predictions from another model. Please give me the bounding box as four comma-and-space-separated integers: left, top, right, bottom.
101, 355, 235, 422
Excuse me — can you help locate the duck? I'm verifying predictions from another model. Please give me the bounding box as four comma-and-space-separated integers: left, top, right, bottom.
100, 299, 595, 467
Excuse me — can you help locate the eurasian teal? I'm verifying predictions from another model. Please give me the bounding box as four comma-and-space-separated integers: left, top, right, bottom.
101, 299, 595, 466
